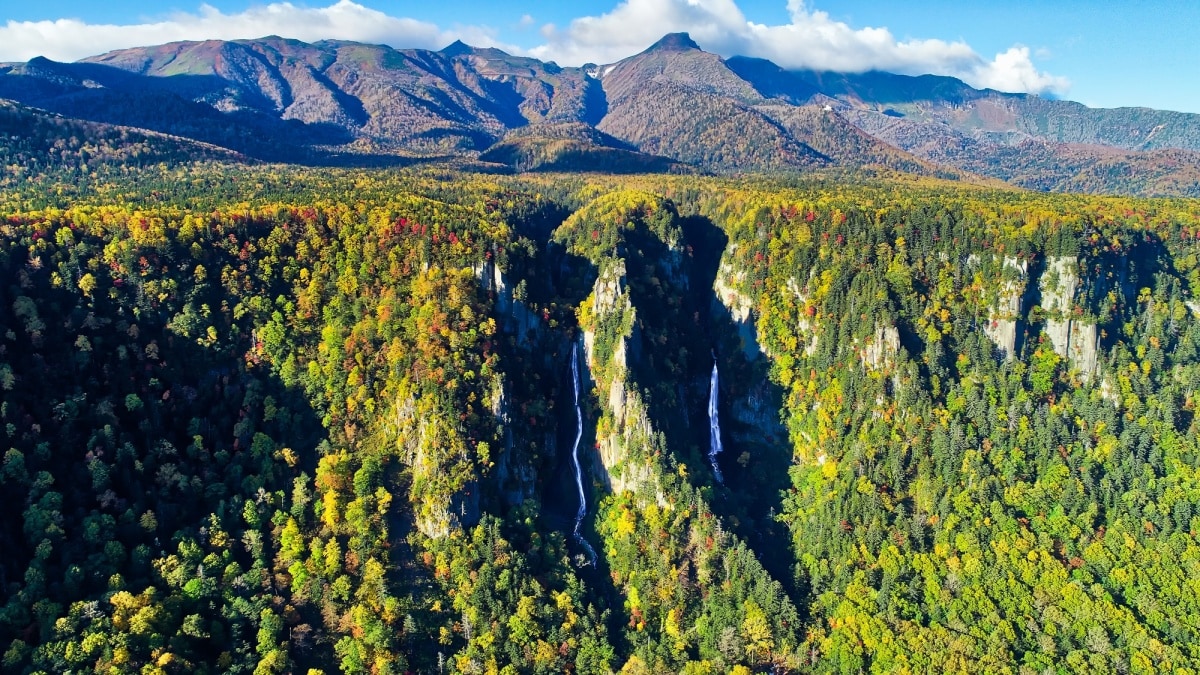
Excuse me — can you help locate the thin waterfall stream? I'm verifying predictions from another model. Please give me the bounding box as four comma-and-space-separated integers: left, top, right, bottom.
570, 344, 598, 566
708, 356, 725, 484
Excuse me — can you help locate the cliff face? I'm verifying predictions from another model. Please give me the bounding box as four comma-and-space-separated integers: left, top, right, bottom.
1039, 256, 1099, 383
394, 391, 482, 539
711, 249, 790, 448
581, 261, 657, 497
489, 377, 537, 507
862, 324, 901, 372
405, 253, 553, 537
713, 248, 763, 359
973, 254, 1101, 379
1041, 256, 1079, 358
474, 254, 556, 507
727, 376, 787, 448
474, 256, 541, 344
787, 278, 821, 358
984, 256, 1028, 359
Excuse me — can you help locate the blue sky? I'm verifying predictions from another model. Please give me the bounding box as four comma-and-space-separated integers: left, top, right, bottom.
3, 0, 1197, 113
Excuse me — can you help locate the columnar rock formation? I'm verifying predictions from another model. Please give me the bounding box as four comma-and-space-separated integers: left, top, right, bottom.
983, 256, 1028, 359
1039, 256, 1099, 382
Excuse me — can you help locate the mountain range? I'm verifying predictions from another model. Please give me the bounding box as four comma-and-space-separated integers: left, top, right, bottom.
5, 31, 1200, 195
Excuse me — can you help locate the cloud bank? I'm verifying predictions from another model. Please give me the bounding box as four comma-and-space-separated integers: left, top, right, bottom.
0, 0, 1068, 95
0, 1, 513, 63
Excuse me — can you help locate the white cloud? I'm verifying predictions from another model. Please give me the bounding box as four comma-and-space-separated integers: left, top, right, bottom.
0, 0, 1068, 96
528, 0, 749, 66
529, 0, 1069, 95
971, 46, 1068, 95
0, 1, 514, 63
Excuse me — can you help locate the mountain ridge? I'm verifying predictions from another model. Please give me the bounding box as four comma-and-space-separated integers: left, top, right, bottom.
4, 32, 1200, 195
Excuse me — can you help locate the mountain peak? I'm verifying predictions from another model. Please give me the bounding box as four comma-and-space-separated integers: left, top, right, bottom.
440, 39, 474, 57
645, 32, 701, 53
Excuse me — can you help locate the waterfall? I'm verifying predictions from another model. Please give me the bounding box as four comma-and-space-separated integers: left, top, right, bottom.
708, 357, 725, 484
570, 344, 598, 566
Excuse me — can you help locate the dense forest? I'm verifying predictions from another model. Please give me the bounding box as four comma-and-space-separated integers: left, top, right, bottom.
3, 148, 1200, 674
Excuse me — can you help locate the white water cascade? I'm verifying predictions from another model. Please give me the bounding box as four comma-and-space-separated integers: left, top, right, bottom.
570, 344, 598, 566
708, 357, 725, 484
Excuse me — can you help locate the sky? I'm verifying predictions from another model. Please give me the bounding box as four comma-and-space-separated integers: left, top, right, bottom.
1, 0, 1197, 113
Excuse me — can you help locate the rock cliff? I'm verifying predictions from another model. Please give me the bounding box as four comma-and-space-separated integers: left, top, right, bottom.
580, 262, 657, 497
983, 256, 1028, 359
1039, 256, 1099, 382
713, 248, 763, 359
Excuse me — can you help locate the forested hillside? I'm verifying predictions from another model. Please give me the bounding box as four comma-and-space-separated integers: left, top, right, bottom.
0, 99, 246, 181
3, 152, 1200, 673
